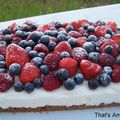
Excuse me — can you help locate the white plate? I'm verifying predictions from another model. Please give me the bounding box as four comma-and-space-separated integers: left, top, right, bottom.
0, 4, 120, 120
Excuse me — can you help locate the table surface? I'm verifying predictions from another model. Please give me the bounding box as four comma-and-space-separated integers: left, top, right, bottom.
0, 4, 120, 120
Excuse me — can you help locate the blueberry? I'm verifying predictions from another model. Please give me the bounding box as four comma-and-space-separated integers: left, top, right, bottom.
40, 35, 50, 45
25, 46, 32, 52
29, 50, 38, 58
2, 29, 10, 35
55, 22, 63, 29
40, 65, 49, 74
102, 66, 112, 74
19, 40, 28, 48
57, 34, 67, 43
83, 33, 89, 38
97, 21, 105, 26
0, 55, 5, 61
14, 82, 24, 92
57, 69, 69, 81
58, 30, 67, 36
0, 68, 7, 73
25, 83, 34, 93
115, 55, 120, 64
99, 74, 111, 87
83, 42, 95, 53
15, 30, 26, 39
32, 57, 43, 67
107, 28, 113, 35
9, 63, 21, 76
0, 61, 6, 68
27, 40, 35, 48
74, 73, 84, 85
88, 52, 100, 63
31, 24, 37, 30
4, 35, 12, 44
33, 77, 43, 88
88, 35, 97, 42
88, 79, 99, 89
104, 34, 111, 38
45, 30, 58, 37
64, 78, 75, 90
60, 52, 70, 59
83, 24, 89, 30
47, 42, 56, 51
37, 52, 45, 59
66, 25, 74, 32
87, 25, 95, 32
104, 45, 113, 54
67, 37, 77, 48
22, 24, 31, 32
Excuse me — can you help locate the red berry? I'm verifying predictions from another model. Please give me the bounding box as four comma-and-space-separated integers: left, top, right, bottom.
70, 21, 79, 31
68, 31, 81, 38
50, 37, 57, 44
41, 24, 51, 32
43, 72, 62, 91
20, 63, 41, 84
111, 65, 120, 83
59, 58, 78, 76
34, 43, 49, 55
77, 37, 86, 47
9, 23, 18, 33
0, 73, 14, 92
100, 41, 119, 57
0, 45, 6, 55
106, 21, 117, 32
80, 60, 102, 80
112, 34, 120, 44
99, 53, 114, 67
78, 19, 89, 27
6, 44, 30, 68
54, 41, 71, 55
11, 37, 22, 44
71, 47, 88, 62
44, 53, 60, 70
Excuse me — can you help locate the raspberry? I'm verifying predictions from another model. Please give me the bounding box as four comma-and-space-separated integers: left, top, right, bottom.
54, 41, 71, 55
78, 19, 89, 27
106, 21, 117, 32
0, 45, 6, 55
112, 34, 120, 44
68, 31, 81, 38
71, 47, 88, 62
34, 43, 49, 55
41, 24, 51, 32
77, 37, 86, 47
100, 41, 119, 57
9, 23, 18, 33
111, 65, 120, 82
99, 53, 114, 67
43, 72, 62, 91
11, 37, 22, 44
6, 44, 30, 68
20, 63, 41, 84
0, 73, 14, 92
59, 58, 78, 76
44, 53, 60, 70
80, 60, 102, 80
50, 37, 57, 43
70, 21, 79, 31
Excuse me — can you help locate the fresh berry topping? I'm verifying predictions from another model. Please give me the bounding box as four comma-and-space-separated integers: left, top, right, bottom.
87, 25, 95, 32
115, 55, 120, 65
9, 63, 21, 76
57, 69, 69, 81
0, 73, 14, 92
64, 78, 75, 90
29, 50, 38, 59
71, 47, 88, 62
59, 58, 78, 76
88, 35, 97, 42
54, 41, 71, 55
83, 42, 95, 53
14, 82, 24, 92
40, 65, 50, 74
33, 77, 43, 88
43, 72, 61, 91
99, 74, 111, 87
24, 83, 34, 93
40, 35, 50, 46
27, 40, 35, 48
47, 41, 56, 51
60, 52, 70, 59
20, 63, 41, 84
88, 52, 100, 63
80, 60, 102, 80
44, 53, 60, 70
66, 24, 74, 32
74, 73, 84, 85
99, 53, 114, 67
33, 43, 49, 55
88, 79, 99, 89
32, 57, 43, 67
6, 44, 30, 68
19, 40, 28, 48
4, 34, 12, 44
57, 34, 67, 43
102, 66, 112, 75
67, 37, 77, 48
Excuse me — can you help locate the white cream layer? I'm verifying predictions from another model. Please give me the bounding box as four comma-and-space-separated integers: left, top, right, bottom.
0, 81, 120, 109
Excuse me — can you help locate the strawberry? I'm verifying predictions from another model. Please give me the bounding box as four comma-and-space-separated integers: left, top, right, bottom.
6, 44, 30, 68
100, 41, 119, 57
54, 41, 71, 55
0, 45, 6, 55
71, 47, 88, 62
59, 58, 78, 76
41, 24, 51, 32
80, 60, 102, 80
111, 65, 120, 83
20, 63, 41, 84
68, 31, 81, 38
77, 37, 86, 47
44, 53, 60, 70
43, 72, 62, 91
34, 43, 49, 55
106, 21, 117, 32
112, 34, 120, 44
99, 53, 114, 67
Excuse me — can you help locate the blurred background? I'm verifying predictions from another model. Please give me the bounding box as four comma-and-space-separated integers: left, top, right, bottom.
0, 0, 120, 22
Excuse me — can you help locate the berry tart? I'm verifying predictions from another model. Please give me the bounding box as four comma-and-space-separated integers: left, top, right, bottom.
0, 20, 120, 112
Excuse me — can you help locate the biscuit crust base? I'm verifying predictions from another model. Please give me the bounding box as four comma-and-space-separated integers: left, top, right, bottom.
0, 103, 120, 112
